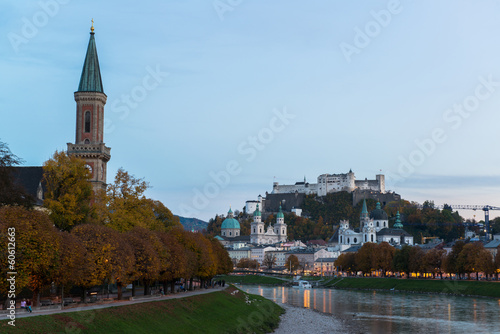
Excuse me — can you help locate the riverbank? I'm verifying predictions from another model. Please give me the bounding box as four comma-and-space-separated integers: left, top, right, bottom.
324, 277, 500, 298
272, 303, 362, 334
0, 286, 283, 333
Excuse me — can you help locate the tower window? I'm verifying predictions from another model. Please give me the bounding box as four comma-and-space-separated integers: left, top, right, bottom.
84, 111, 91, 133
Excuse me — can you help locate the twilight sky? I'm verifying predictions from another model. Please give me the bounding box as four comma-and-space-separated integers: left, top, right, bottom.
1, 0, 500, 222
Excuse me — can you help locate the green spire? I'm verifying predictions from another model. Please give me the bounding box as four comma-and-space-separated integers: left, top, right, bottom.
394, 211, 403, 229
277, 205, 284, 219
77, 27, 104, 93
360, 199, 368, 219
376, 202, 381, 210
253, 204, 261, 217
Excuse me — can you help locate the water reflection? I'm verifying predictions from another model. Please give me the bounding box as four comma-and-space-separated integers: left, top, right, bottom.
241, 285, 500, 334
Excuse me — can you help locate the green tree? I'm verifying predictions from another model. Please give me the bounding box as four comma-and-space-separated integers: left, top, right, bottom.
443, 241, 466, 278
43, 151, 93, 231
392, 245, 412, 277
335, 252, 356, 276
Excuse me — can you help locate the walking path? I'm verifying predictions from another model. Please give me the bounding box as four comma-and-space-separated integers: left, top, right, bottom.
8, 286, 226, 319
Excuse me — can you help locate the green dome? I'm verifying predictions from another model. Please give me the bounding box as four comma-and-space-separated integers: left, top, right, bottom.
221, 217, 240, 229
222, 208, 240, 229
277, 205, 284, 219
253, 204, 261, 217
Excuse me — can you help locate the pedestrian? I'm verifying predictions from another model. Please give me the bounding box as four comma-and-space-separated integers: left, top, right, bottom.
159, 287, 164, 296
26, 299, 32, 313
20, 299, 28, 312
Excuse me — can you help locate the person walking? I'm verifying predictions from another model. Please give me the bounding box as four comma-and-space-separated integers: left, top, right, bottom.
26, 299, 32, 313
20, 299, 28, 312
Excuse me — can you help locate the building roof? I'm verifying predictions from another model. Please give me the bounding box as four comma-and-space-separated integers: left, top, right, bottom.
78, 29, 104, 93
342, 245, 362, 253
314, 257, 337, 262
484, 239, 500, 249
328, 228, 339, 244
370, 202, 388, 220
377, 227, 412, 237
10, 166, 45, 205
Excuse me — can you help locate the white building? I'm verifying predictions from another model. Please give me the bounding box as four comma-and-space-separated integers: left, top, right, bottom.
250, 204, 287, 245
337, 201, 413, 251
271, 170, 385, 196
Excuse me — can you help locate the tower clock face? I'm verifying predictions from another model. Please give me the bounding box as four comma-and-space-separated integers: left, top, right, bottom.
85, 164, 93, 174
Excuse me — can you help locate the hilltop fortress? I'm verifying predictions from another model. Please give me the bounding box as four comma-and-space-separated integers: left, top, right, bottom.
271, 170, 384, 196
246, 170, 400, 215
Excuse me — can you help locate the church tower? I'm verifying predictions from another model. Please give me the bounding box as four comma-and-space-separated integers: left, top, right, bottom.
67, 22, 111, 193
250, 204, 265, 244
274, 205, 287, 242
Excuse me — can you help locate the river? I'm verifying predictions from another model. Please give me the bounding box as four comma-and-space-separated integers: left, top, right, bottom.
240, 285, 500, 333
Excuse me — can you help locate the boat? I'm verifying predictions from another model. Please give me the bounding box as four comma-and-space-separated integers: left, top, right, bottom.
292, 280, 312, 289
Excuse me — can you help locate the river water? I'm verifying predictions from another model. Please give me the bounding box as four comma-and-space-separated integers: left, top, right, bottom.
240, 285, 500, 333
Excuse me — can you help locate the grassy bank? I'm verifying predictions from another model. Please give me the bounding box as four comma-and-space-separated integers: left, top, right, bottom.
323, 277, 500, 298
0, 287, 284, 334
219, 274, 288, 285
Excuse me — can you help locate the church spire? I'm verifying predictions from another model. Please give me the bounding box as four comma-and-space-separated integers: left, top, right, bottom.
77, 20, 104, 93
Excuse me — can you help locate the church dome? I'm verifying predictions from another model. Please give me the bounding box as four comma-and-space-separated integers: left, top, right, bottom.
370, 202, 388, 220
277, 205, 284, 219
221, 208, 240, 229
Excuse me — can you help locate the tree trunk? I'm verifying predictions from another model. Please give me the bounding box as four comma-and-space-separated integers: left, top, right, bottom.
82, 287, 87, 303
170, 281, 175, 294
117, 282, 123, 300
144, 281, 150, 295
189, 278, 193, 291
32, 289, 39, 307
132, 282, 136, 297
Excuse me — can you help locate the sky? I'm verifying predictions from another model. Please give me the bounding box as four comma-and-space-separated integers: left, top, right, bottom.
1, 0, 500, 222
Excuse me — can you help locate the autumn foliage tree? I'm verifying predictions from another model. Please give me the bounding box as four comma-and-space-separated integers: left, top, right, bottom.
43, 151, 93, 231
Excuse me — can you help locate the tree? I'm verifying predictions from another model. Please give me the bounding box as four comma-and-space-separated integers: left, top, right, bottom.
392, 245, 412, 277
355, 243, 377, 276
335, 253, 356, 276
373, 242, 395, 277
157, 229, 188, 293
43, 151, 93, 231
408, 246, 425, 276
0, 206, 60, 306
71, 224, 122, 300
124, 227, 162, 296
443, 241, 466, 278
495, 249, 500, 280
236, 258, 260, 270
422, 248, 446, 279
263, 254, 277, 269
0, 140, 34, 207
285, 255, 300, 272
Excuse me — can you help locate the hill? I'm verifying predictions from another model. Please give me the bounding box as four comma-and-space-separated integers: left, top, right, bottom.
176, 216, 208, 231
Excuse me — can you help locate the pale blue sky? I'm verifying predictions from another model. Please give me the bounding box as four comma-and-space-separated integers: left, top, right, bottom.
2, 0, 500, 221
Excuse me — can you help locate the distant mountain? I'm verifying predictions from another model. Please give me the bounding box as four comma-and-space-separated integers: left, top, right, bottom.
176, 216, 208, 232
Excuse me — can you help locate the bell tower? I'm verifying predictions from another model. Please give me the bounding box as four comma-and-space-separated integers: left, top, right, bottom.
67, 21, 111, 193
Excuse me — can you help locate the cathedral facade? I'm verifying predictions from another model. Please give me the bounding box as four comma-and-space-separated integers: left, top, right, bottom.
337, 200, 413, 251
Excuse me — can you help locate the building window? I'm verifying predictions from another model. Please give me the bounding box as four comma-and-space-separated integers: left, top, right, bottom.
371, 234, 374, 242
229, 232, 232, 236
364, 235, 367, 242
84, 111, 91, 133
354, 237, 357, 243
253, 228, 256, 233
340, 236, 343, 243
347, 237, 350, 243
377, 222, 379, 227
